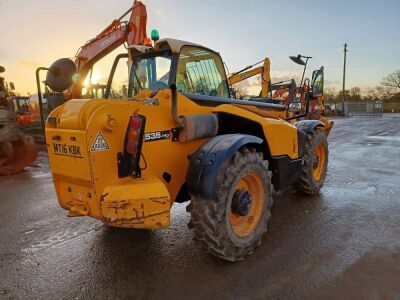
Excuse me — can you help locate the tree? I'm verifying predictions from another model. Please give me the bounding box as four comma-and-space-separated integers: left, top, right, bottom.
349, 87, 361, 100
324, 87, 336, 103
382, 70, 400, 95
335, 89, 350, 103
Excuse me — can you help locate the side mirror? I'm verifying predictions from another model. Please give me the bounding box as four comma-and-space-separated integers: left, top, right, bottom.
0, 66, 5, 73
46, 58, 77, 92
9, 82, 15, 90
289, 102, 302, 113
289, 55, 306, 66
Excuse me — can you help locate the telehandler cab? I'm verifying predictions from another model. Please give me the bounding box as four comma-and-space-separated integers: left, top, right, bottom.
42, 2, 330, 261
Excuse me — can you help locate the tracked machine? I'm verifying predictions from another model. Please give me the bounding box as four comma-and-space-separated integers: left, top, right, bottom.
42, 1, 332, 261
0, 67, 37, 175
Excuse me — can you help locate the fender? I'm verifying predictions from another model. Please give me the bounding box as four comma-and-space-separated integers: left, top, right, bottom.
295, 120, 325, 157
294, 119, 325, 133
186, 134, 263, 199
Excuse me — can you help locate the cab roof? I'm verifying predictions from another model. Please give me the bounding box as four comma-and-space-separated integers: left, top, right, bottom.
129, 38, 216, 55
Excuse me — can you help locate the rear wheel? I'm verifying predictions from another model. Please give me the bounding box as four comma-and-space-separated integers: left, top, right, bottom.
187, 148, 273, 261
295, 129, 328, 195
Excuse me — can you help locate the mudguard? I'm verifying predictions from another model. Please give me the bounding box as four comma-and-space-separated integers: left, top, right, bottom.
295, 120, 325, 157
186, 134, 263, 199
295, 119, 325, 133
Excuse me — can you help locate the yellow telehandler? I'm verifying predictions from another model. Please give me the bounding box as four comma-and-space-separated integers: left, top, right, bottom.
41, 3, 330, 261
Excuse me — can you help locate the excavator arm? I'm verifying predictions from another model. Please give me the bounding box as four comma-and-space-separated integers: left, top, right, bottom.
69, 1, 148, 98
228, 58, 271, 98
35, 1, 149, 133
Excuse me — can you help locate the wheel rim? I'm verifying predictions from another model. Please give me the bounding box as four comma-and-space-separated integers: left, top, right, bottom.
230, 172, 265, 237
313, 143, 326, 181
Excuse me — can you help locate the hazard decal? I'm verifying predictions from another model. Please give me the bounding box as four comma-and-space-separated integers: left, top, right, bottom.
91, 131, 110, 152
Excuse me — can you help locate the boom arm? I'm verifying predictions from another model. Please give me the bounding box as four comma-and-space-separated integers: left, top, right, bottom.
69, 0, 148, 98
228, 58, 271, 97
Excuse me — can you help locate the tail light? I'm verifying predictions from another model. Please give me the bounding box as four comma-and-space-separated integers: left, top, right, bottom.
118, 114, 146, 178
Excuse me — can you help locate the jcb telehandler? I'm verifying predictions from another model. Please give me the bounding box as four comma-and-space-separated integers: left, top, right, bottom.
42, 3, 330, 261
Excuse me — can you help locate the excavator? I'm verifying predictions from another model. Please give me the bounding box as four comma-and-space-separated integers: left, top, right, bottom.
228, 58, 273, 99
228, 55, 333, 134
0, 66, 37, 175
35, 0, 149, 128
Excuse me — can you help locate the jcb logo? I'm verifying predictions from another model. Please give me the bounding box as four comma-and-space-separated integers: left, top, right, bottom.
53, 143, 82, 158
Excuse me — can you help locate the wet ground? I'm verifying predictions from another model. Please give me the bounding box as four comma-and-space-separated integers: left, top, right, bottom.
1, 114, 400, 299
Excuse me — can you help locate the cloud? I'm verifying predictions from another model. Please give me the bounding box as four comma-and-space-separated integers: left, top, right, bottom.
325, 80, 341, 85
16, 60, 41, 69
270, 70, 301, 83
231, 76, 260, 95
0, 48, 8, 59
153, 10, 165, 17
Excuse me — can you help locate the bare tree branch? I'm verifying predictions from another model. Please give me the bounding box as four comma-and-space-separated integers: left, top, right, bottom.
382, 70, 400, 92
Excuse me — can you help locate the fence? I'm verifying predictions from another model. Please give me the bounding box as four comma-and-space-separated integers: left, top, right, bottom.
382, 102, 400, 113
345, 100, 383, 116
325, 101, 400, 116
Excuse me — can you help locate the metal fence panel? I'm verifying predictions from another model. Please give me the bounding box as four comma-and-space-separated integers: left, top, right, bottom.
346, 101, 383, 116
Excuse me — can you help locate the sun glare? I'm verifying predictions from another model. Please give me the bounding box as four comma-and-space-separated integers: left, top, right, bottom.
84, 70, 102, 88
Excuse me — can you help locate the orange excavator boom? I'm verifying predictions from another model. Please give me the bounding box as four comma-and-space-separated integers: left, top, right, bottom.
75, 1, 147, 72
69, 0, 148, 98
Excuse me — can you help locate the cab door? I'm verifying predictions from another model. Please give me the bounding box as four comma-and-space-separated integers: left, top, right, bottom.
311, 67, 324, 97
310, 67, 324, 113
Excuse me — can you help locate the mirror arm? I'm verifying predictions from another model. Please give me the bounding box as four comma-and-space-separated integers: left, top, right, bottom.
285, 92, 311, 121
35, 67, 49, 134
285, 79, 297, 118
299, 57, 310, 88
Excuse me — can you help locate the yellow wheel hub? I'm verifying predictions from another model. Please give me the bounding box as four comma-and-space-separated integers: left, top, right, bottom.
313, 143, 326, 181
230, 172, 265, 237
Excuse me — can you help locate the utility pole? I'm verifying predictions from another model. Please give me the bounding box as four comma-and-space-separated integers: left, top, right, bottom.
342, 43, 348, 116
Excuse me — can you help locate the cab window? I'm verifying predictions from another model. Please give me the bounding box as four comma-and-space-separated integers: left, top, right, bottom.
108, 55, 129, 99
176, 46, 229, 98
312, 67, 324, 96
129, 54, 172, 96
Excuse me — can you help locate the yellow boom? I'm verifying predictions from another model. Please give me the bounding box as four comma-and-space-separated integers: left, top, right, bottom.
228, 58, 271, 97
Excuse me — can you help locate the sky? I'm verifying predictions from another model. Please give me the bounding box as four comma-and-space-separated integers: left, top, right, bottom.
1, 0, 399, 95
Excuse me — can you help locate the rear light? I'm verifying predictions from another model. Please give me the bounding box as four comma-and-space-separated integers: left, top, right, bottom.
126, 141, 137, 154
128, 129, 138, 142
118, 114, 146, 178
130, 117, 141, 129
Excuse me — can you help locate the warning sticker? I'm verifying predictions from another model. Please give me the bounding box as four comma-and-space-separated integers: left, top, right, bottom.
91, 131, 110, 152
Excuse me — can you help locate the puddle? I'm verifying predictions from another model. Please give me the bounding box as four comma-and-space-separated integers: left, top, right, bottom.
367, 136, 400, 141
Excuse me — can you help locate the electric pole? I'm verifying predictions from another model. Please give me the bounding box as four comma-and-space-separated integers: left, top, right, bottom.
342, 43, 348, 116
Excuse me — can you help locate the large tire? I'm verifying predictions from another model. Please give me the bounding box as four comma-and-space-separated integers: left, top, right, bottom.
295, 129, 328, 195
186, 148, 273, 261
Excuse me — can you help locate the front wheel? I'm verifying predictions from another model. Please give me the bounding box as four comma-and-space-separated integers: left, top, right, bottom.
187, 148, 273, 261
295, 129, 328, 195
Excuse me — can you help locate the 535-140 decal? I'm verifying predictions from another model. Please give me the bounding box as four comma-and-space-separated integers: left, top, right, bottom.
144, 130, 170, 142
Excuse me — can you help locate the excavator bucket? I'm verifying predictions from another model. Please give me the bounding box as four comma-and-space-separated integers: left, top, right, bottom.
0, 135, 38, 175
